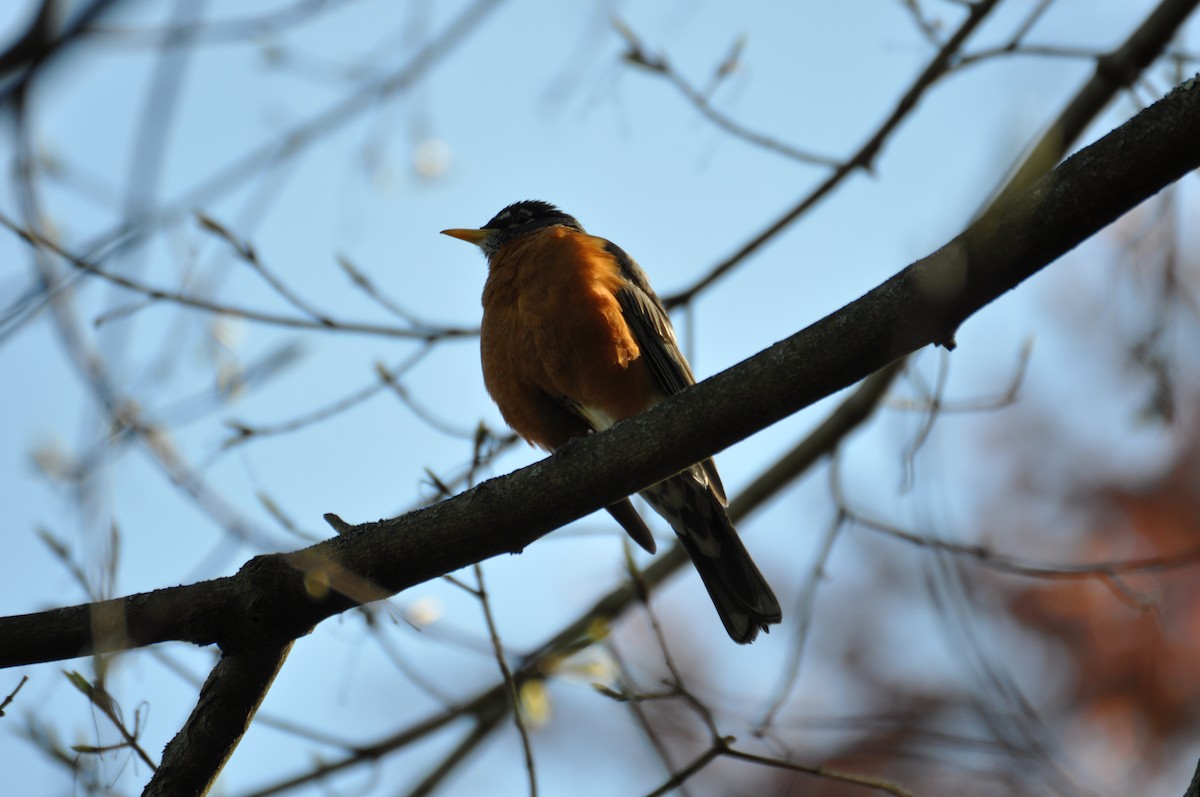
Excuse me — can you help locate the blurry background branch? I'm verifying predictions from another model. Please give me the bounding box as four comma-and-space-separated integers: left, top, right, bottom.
3, 2, 1200, 796
3, 65, 1200, 793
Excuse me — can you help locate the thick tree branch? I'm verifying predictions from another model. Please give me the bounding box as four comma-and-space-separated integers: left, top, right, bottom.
144, 642, 294, 797
0, 578, 235, 668
1184, 756, 1200, 797
1, 71, 1197, 673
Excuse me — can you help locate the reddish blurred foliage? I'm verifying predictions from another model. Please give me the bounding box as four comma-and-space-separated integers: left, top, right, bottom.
1009, 427, 1200, 759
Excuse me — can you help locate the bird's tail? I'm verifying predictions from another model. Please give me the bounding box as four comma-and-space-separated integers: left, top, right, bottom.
640, 473, 782, 644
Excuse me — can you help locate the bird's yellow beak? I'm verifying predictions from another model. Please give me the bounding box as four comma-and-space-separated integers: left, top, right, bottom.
440, 227, 491, 248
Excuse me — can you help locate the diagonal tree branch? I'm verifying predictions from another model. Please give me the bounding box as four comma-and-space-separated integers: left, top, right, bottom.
240, 361, 905, 797
144, 642, 295, 797
0, 67, 1197, 797
2, 68, 1198, 673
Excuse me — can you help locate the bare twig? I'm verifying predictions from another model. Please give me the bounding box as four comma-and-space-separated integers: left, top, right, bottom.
667, 0, 1003, 306
614, 19, 841, 168
758, 506, 847, 730
0, 675, 29, 717
64, 671, 158, 771
0, 212, 474, 340
474, 563, 538, 797
197, 212, 335, 325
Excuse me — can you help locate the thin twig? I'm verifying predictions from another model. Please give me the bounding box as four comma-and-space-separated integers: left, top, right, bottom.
758, 506, 847, 730
614, 19, 841, 168
197, 212, 335, 325
0, 675, 29, 716
0, 211, 473, 340
723, 743, 918, 797
473, 563, 538, 797
667, 0, 1003, 306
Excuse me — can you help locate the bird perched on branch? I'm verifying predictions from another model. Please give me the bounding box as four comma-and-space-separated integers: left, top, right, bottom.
442, 200, 781, 643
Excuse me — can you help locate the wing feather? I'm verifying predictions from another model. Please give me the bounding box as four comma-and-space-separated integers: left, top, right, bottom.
603, 240, 727, 503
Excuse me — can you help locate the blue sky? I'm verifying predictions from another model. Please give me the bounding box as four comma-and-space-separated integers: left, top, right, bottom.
2, 1, 1198, 795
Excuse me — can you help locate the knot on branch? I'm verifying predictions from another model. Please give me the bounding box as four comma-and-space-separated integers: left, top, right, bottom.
224, 553, 320, 653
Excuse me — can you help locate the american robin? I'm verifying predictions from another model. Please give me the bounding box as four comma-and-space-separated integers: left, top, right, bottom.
442, 200, 781, 644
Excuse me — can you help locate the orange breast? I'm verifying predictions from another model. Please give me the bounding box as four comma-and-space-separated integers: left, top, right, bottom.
481, 228, 661, 450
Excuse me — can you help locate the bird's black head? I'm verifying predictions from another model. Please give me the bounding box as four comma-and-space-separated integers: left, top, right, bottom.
480, 201, 583, 252
442, 201, 584, 258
